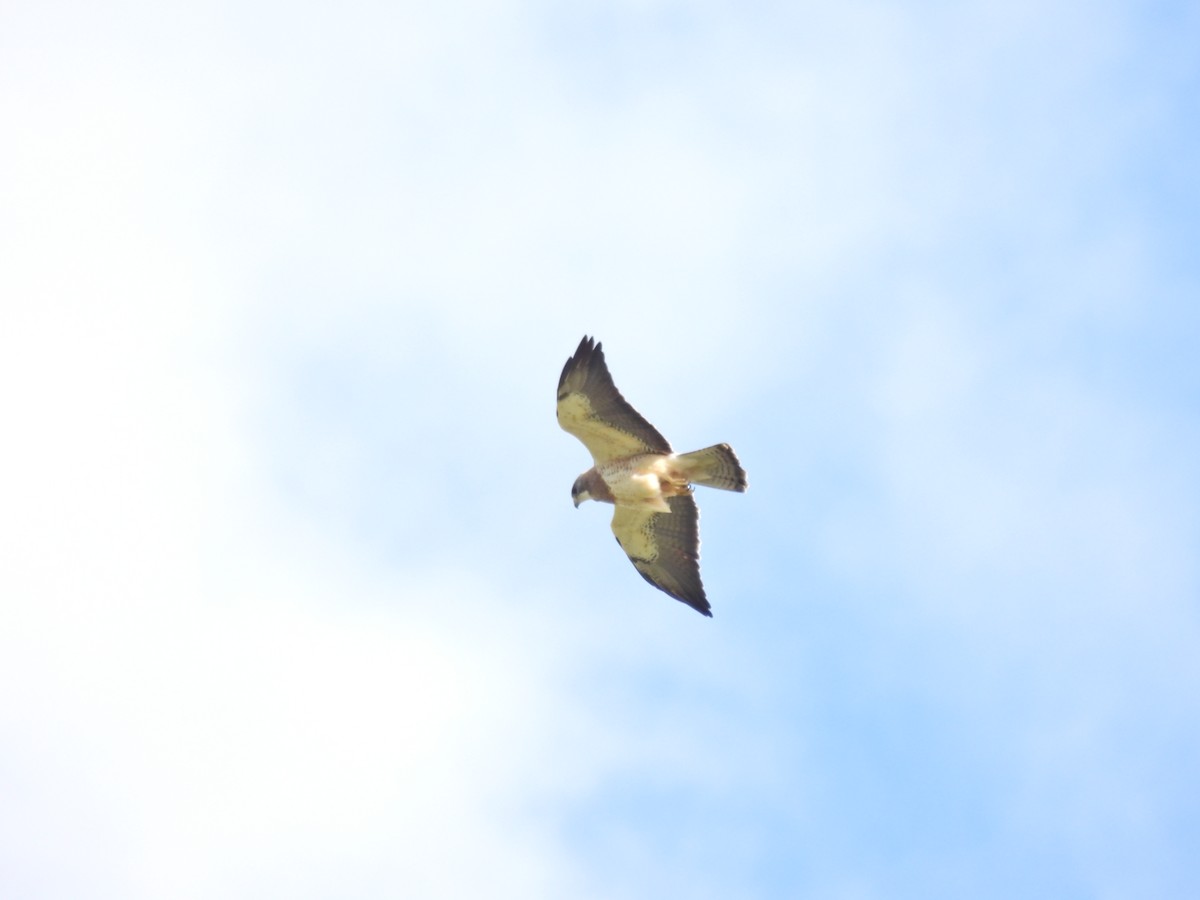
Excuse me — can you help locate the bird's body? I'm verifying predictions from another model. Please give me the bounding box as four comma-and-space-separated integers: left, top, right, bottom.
556, 336, 747, 616
586, 454, 689, 512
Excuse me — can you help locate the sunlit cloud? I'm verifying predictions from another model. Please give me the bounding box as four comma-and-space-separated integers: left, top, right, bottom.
2, 1, 1197, 898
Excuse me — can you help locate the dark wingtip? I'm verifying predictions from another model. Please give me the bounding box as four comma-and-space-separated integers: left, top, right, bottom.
677, 589, 712, 618
578, 335, 602, 370
559, 335, 600, 393
633, 563, 710, 617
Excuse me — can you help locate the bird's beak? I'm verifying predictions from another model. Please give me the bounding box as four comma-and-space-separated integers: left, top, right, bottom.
572, 490, 589, 508
572, 495, 582, 509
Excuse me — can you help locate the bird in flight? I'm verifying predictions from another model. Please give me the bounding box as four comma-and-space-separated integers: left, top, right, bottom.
557, 336, 747, 616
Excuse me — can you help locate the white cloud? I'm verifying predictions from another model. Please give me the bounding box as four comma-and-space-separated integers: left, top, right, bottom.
3, 1, 1198, 897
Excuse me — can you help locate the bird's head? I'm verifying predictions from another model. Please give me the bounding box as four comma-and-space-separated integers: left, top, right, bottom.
571, 474, 593, 508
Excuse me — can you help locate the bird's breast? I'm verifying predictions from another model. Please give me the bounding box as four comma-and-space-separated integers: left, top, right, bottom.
599, 455, 677, 512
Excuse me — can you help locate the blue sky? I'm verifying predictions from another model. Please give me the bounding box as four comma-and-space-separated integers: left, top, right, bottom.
2, 1, 1198, 897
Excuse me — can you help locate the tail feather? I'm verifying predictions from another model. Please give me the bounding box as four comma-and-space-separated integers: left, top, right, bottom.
676, 444, 748, 492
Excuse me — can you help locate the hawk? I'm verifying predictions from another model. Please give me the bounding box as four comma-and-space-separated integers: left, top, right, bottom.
557, 336, 748, 616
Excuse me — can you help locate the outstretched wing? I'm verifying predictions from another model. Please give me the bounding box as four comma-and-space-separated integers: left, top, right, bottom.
611, 494, 710, 617
557, 336, 672, 464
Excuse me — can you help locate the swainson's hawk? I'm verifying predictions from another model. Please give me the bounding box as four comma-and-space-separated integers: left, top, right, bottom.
557, 336, 747, 616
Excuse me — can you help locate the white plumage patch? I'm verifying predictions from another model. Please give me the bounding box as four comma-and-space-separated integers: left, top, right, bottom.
597, 457, 672, 512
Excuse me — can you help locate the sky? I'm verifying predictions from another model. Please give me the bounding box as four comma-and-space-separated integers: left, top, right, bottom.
2, 0, 1198, 897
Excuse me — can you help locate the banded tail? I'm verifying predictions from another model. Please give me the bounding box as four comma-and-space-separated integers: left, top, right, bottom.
676, 443, 748, 492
